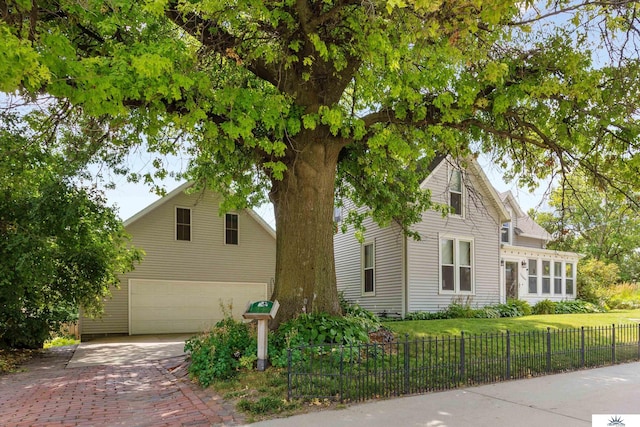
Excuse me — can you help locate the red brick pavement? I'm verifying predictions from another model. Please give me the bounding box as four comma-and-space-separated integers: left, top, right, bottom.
0, 346, 245, 427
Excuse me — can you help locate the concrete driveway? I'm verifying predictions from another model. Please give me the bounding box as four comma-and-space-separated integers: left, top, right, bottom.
67, 334, 191, 368
0, 335, 245, 427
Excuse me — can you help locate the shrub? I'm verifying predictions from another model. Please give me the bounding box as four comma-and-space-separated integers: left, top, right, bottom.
554, 299, 604, 314
604, 283, 640, 309
277, 312, 371, 346
533, 299, 556, 315
184, 317, 256, 386
578, 259, 620, 304
269, 312, 374, 368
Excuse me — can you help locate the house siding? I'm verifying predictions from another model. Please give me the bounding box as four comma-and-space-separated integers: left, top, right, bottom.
81, 189, 276, 336
513, 235, 544, 249
334, 201, 405, 316
407, 162, 502, 312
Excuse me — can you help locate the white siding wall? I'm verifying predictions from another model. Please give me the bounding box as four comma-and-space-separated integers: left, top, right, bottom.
334, 201, 405, 316
81, 189, 276, 336
407, 163, 502, 312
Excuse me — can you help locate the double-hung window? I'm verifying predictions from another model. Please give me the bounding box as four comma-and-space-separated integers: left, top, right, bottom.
362, 242, 375, 294
542, 260, 551, 294
225, 213, 239, 245
440, 237, 474, 294
554, 262, 562, 294
176, 207, 191, 241
566, 263, 575, 296
449, 169, 463, 216
528, 259, 538, 294
501, 222, 511, 244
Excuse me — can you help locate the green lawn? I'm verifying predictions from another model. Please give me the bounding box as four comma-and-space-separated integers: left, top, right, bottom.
384, 309, 640, 339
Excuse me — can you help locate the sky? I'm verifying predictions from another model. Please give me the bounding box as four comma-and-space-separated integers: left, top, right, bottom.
102, 153, 554, 229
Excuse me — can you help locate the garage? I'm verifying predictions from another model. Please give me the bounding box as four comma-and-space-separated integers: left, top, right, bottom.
129, 279, 268, 335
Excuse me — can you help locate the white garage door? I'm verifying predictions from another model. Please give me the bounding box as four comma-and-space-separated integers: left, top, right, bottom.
129, 279, 267, 334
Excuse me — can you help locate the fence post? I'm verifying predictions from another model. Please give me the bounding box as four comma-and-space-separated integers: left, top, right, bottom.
339, 345, 344, 402
612, 324, 616, 364
546, 327, 552, 373
287, 347, 292, 400
506, 331, 511, 380
638, 323, 640, 359
580, 327, 585, 368
404, 334, 410, 395
459, 331, 465, 384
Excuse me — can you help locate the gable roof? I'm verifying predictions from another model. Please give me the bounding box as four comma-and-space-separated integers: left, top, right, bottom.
421, 155, 511, 223
499, 190, 551, 241
123, 182, 276, 239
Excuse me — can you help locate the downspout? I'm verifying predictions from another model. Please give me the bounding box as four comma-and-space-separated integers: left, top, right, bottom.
402, 233, 408, 318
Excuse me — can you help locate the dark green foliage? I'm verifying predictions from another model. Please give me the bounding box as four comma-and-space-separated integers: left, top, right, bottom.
0, 114, 142, 349
533, 299, 557, 315
269, 311, 375, 368
554, 300, 604, 314
184, 317, 256, 386
277, 313, 371, 346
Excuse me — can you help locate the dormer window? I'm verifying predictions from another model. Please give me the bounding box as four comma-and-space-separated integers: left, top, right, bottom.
449, 169, 463, 216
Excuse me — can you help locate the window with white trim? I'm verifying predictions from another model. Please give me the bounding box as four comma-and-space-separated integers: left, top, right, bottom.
440, 237, 474, 293
362, 242, 375, 294
566, 263, 575, 296
225, 213, 239, 245
528, 259, 538, 294
542, 260, 551, 294
449, 169, 463, 216
501, 222, 511, 244
176, 207, 191, 241
554, 262, 562, 294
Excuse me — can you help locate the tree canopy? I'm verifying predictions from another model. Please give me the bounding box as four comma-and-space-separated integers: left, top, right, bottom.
534, 171, 640, 282
0, 113, 142, 348
1, 0, 639, 326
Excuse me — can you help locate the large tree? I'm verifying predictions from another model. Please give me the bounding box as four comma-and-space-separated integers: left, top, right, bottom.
0, 113, 142, 348
2, 0, 639, 326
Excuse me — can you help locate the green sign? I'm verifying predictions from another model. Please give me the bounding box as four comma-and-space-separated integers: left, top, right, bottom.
247, 300, 274, 314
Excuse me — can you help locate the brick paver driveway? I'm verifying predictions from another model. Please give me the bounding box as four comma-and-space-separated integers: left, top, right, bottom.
0, 346, 244, 427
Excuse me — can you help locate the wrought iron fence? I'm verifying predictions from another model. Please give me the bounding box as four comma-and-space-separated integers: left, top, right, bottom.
287, 324, 640, 402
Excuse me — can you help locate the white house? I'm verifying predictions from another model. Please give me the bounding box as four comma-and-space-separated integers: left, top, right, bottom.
334, 156, 580, 317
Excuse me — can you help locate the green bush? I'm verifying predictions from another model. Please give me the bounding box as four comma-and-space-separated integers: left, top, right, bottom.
184, 317, 256, 386
554, 300, 604, 314
269, 311, 374, 368
406, 299, 533, 320
533, 299, 556, 315
277, 312, 371, 346
603, 283, 640, 309
578, 259, 620, 304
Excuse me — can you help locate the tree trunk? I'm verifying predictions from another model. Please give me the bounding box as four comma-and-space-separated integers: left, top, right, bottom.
269, 138, 342, 329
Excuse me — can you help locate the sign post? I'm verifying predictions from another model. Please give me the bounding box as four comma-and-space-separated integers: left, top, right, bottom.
243, 300, 279, 371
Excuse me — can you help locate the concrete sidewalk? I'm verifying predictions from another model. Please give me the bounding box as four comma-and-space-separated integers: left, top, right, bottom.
250, 361, 640, 427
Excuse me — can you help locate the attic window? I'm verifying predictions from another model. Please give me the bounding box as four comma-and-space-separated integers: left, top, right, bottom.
449, 169, 463, 216
225, 213, 239, 245
176, 207, 191, 241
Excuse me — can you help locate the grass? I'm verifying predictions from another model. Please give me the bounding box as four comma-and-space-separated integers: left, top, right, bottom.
206, 367, 324, 423
384, 309, 640, 339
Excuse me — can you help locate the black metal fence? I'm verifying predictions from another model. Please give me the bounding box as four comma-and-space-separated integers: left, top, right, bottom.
287, 324, 640, 402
